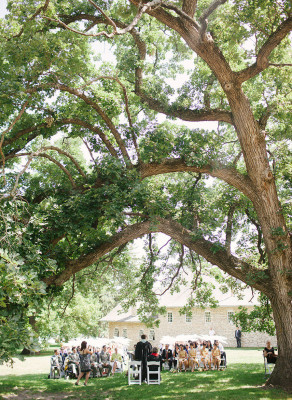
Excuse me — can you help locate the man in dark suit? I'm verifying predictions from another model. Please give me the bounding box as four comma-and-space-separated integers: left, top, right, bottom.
235, 327, 241, 347
135, 334, 152, 382
161, 344, 173, 370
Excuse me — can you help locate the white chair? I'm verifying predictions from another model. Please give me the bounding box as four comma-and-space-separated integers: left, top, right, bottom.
112, 358, 124, 374
50, 364, 61, 379
128, 361, 142, 385
147, 361, 161, 385
220, 355, 227, 370
162, 360, 170, 370
264, 354, 275, 376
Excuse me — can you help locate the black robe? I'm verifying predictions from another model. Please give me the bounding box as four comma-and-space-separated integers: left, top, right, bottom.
134, 340, 152, 380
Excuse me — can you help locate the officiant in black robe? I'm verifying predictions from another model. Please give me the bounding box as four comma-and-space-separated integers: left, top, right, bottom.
134, 334, 152, 381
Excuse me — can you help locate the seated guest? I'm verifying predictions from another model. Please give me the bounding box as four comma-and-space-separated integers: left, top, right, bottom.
68, 347, 81, 375
214, 340, 227, 368
206, 340, 213, 352
211, 342, 221, 370
200, 343, 211, 371
147, 347, 162, 381
178, 344, 188, 372
188, 342, 199, 372
194, 341, 201, 355
161, 344, 173, 370
99, 345, 112, 376
148, 347, 162, 365
263, 341, 277, 363
60, 347, 68, 364
90, 351, 100, 377
173, 344, 179, 369
107, 346, 112, 357
50, 349, 62, 375
111, 347, 123, 374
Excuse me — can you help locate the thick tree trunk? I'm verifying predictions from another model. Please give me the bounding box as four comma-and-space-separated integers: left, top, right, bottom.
267, 291, 292, 391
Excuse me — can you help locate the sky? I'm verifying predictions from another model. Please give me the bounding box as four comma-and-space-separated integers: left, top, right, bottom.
0, 1, 6, 17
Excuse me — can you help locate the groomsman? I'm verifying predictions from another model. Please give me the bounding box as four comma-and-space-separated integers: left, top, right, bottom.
235, 327, 241, 347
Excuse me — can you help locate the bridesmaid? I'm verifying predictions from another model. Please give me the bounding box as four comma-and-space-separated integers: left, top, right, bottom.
75, 341, 93, 386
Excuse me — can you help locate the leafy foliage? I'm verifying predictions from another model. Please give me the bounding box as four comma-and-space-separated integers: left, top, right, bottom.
0, 1, 291, 381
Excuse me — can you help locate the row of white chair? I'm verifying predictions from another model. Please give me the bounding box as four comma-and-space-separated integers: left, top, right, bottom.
128, 361, 161, 385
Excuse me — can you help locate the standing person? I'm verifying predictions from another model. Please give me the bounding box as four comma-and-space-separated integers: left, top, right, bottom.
75, 341, 93, 386
209, 327, 215, 337
235, 327, 242, 348
134, 334, 152, 382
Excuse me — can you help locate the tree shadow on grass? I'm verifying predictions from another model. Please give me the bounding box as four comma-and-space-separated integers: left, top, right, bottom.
0, 365, 290, 400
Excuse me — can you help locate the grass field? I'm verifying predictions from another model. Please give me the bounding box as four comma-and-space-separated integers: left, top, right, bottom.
0, 349, 291, 400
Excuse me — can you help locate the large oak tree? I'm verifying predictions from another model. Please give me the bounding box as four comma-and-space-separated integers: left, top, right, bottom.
0, 0, 291, 390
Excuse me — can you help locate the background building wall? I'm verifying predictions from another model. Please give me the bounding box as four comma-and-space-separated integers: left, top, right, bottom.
107, 305, 276, 349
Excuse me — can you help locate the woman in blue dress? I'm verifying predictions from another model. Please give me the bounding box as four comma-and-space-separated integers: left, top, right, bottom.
75, 341, 93, 386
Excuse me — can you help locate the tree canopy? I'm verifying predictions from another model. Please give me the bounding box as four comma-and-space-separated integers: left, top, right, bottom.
0, 0, 291, 390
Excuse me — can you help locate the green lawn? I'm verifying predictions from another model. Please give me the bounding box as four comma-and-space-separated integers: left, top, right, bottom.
0, 349, 291, 400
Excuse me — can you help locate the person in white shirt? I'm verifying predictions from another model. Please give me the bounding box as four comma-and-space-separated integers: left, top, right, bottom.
209, 327, 215, 336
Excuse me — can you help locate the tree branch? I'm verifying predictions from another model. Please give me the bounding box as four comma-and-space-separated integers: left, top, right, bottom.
27, 83, 131, 164
139, 158, 258, 204
269, 63, 292, 67
236, 16, 292, 83
225, 203, 236, 256
51, 13, 233, 126
82, 139, 99, 169
7, 152, 77, 188
1, 149, 42, 200
57, 118, 119, 158
137, 92, 233, 124
3, 123, 47, 148
182, 0, 197, 18
245, 209, 266, 264
258, 106, 272, 129
43, 0, 163, 38
61, 274, 76, 317
232, 151, 242, 166
0, 97, 32, 185
3, 117, 120, 160
43, 217, 271, 294
40, 146, 86, 178
160, 244, 184, 295
161, 2, 200, 30
8, 0, 50, 39
6, 144, 86, 179
78, 76, 140, 160
199, 0, 228, 25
